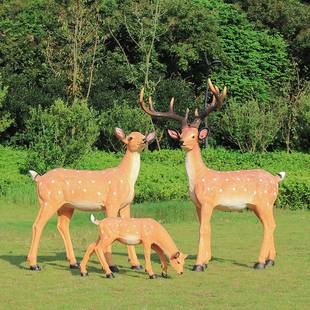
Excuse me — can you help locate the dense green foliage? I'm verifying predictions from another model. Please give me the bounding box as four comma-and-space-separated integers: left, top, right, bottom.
24, 99, 99, 173
1, 146, 309, 210
0, 0, 309, 154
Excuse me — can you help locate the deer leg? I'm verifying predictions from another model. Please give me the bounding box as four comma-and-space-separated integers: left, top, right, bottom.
143, 243, 156, 279
152, 244, 168, 277
104, 207, 119, 272
27, 201, 58, 270
254, 207, 273, 269
193, 205, 213, 272
80, 241, 98, 276
57, 206, 78, 268
94, 241, 114, 279
119, 204, 142, 270
266, 209, 276, 267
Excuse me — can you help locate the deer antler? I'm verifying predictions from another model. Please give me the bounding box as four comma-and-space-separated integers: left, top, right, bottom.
190, 79, 227, 128
139, 88, 189, 128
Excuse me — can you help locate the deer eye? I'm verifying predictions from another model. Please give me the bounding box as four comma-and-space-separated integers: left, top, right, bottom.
128, 137, 133, 141
192, 136, 195, 139
177, 261, 180, 264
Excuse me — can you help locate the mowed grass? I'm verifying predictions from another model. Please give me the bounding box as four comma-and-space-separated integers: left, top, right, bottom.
0, 200, 309, 310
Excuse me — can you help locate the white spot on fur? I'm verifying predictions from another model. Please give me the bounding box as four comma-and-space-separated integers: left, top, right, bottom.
78, 180, 82, 184
44, 202, 48, 207
108, 180, 111, 184
72, 190, 75, 194
58, 191, 61, 195
66, 181, 70, 185
113, 192, 116, 196
259, 179, 263, 182
202, 178, 205, 182
236, 177, 240, 181
254, 191, 257, 195
225, 178, 229, 181
51, 180, 55, 184
120, 179, 123, 183
264, 190, 267, 193
213, 178, 217, 181
232, 187, 236, 191
219, 188, 223, 192
97, 192, 102, 196
91, 180, 95, 183
83, 189, 87, 192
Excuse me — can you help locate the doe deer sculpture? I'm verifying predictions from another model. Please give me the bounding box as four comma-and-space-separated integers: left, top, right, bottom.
27, 128, 155, 272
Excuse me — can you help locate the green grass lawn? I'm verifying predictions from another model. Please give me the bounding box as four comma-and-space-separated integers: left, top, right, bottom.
0, 200, 309, 310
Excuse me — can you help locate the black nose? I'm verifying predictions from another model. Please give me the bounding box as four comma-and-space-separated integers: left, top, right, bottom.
179, 140, 184, 146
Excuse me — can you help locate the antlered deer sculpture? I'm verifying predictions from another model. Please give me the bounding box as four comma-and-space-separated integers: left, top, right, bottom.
27, 128, 155, 271
140, 80, 285, 271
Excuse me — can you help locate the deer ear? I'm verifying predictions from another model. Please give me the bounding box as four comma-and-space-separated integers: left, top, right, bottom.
146, 131, 156, 144
173, 251, 180, 259
198, 128, 209, 140
168, 129, 180, 140
115, 128, 127, 144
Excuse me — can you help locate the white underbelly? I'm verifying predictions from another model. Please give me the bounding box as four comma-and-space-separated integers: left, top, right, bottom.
118, 235, 141, 245
216, 198, 248, 211
68, 201, 103, 211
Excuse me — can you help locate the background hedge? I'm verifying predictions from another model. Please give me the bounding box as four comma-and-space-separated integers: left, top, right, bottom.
1, 146, 309, 210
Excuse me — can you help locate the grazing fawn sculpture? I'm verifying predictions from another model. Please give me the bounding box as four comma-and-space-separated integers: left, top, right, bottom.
140, 80, 285, 271
80, 215, 188, 279
27, 128, 155, 271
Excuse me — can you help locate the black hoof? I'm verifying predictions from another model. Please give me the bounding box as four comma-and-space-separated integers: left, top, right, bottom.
149, 274, 157, 279
161, 272, 168, 278
192, 264, 205, 272
80, 272, 88, 277
106, 273, 115, 279
253, 262, 265, 269
130, 265, 143, 270
109, 265, 119, 273
70, 262, 80, 269
265, 259, 275, 267
30, 265, 41, 271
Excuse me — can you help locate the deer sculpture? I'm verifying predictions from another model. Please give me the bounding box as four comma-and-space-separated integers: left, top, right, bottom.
27, 128, 155, 272
139, 80, 285, 271
80, 215, 188, 279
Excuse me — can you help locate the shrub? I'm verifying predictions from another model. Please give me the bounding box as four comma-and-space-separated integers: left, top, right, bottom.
0, 147, 309, 210
25, 99, 99, 173
99, 101, 154, 151
216, 98, 287, 152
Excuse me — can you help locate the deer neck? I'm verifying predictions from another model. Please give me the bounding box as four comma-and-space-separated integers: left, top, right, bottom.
118, 150, 141, 187
155, 229, 179, 259
185, 144, 207, 190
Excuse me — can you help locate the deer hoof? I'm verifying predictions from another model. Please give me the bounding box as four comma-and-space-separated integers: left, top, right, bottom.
192, 264, 205, 272
109, 265, 119, 273
30, 265, 41, 271
265, 259, 275, 267
149, 274, 157, 279
161, 272, 168, 278
80, 272, 88, 277
106, 273, 115, 279
131, 265, 143, 270
253, 262, 265, 269
70, 262, 80, 269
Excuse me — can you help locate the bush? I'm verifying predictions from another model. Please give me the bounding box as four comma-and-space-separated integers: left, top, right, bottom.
0, 147, 309, 210
215, 98, 287, 152
25, 99, 99, 173
99, 101, 154, 151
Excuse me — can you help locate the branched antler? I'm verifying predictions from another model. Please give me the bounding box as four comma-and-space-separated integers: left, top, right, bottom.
139, 88, 189, 128
190, 79, 227, 128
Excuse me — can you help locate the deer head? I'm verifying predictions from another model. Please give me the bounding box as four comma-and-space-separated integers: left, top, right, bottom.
115, 128, 156, 153
169, 251, 188, 274
139, 79, 227, 152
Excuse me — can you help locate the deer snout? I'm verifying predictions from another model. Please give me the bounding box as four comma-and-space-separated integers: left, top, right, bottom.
179, 140, 184, 146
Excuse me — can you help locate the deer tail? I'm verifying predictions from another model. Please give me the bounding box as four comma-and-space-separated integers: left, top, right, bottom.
29, 170, 40, 181
277, 171, 286, 182
90, 214, 99, 225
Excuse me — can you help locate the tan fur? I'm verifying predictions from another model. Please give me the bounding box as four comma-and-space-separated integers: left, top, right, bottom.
80, 216, 187, 278
27, 129, 155, 269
